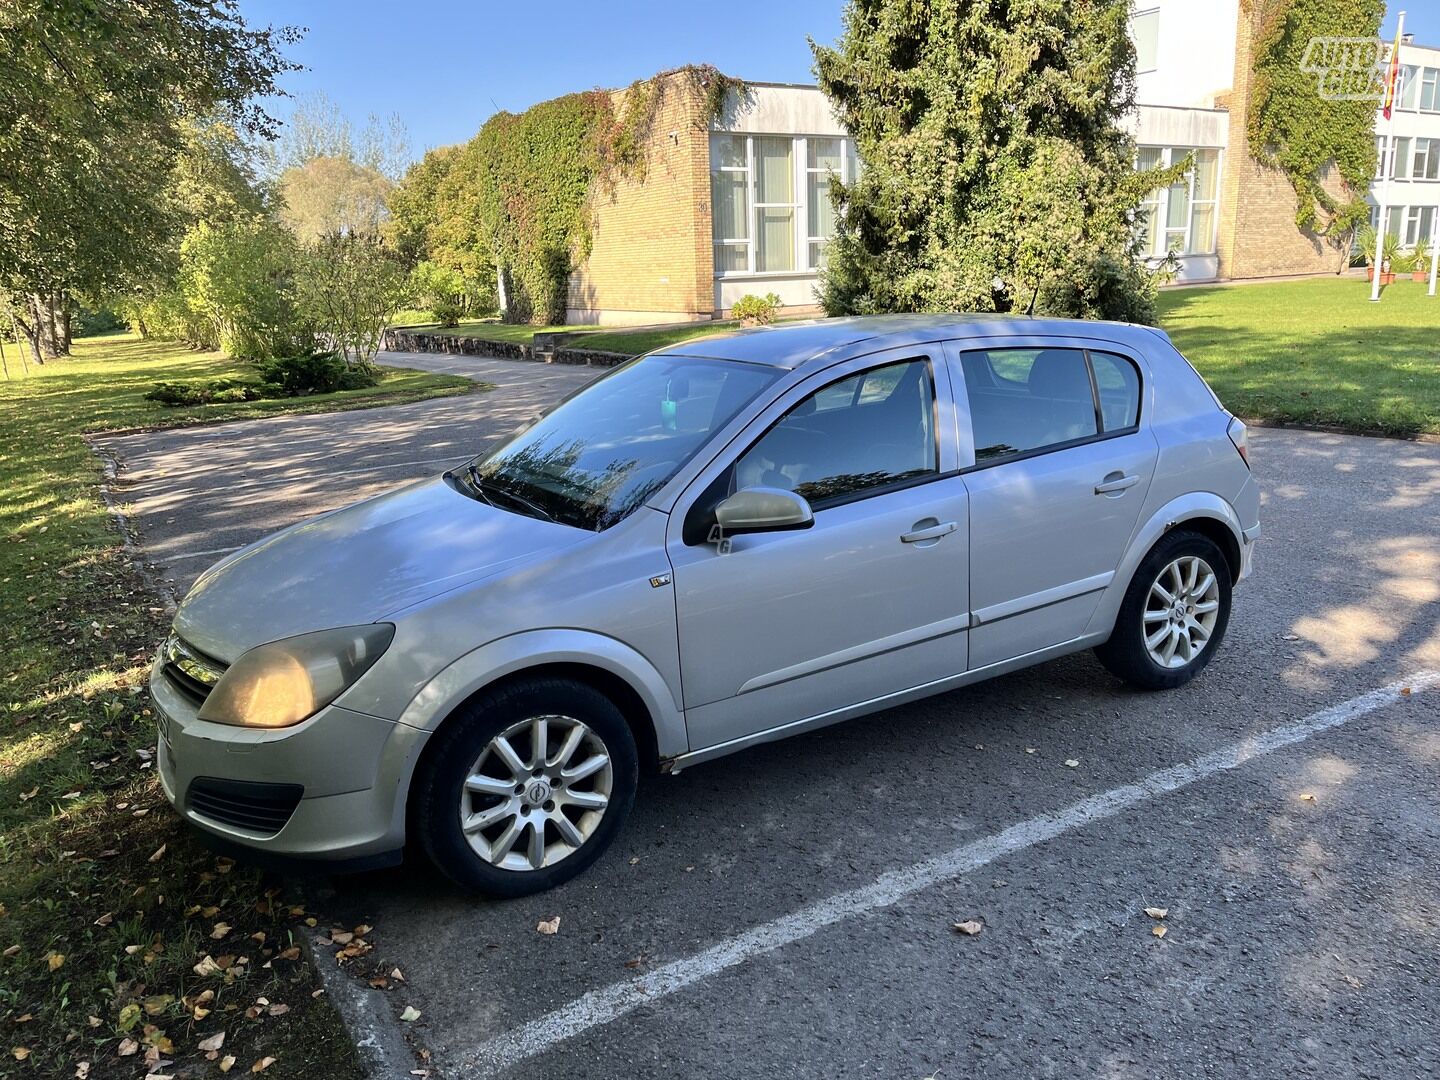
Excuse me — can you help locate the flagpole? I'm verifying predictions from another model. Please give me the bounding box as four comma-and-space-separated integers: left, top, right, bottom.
1429, 201, 1439, 297
1371, 10, 1404, 302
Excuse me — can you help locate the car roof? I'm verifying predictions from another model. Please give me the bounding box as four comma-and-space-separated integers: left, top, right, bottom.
656, 313, 1165, 370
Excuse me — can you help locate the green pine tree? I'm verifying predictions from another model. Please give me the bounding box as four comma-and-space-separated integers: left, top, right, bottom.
812, 0, 1181, 323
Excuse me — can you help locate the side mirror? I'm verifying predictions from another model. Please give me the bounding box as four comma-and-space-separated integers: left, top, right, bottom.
713, 486, 814, 535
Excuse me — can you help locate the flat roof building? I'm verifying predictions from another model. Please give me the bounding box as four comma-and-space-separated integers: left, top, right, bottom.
562, 6, 1439, 325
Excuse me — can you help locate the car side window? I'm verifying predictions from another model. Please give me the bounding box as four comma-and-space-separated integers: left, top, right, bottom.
960, 348, 1100, 463
735, 359, 938, 506
1089, 351, 1142, 432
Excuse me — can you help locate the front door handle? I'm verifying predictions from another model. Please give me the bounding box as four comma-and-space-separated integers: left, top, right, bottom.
1094, 472, 1141, 495
901, 520, 958, 544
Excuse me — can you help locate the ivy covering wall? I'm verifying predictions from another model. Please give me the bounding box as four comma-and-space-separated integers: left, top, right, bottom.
398, 65, 743, 325
1244, 0, 1384, 249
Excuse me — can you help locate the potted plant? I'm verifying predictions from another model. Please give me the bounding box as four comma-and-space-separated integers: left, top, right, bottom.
1411, 239, 1432, 283
1357, 224, 1398, 285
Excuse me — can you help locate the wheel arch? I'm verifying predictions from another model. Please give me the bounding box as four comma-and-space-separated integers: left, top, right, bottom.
390, 630, 684, 833
1088, 494, 1244, 638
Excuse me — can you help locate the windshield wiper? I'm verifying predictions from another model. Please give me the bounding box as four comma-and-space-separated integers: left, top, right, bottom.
466, 465, 556, 523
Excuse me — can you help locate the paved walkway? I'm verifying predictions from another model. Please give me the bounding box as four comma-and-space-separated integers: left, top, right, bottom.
93, 352, 600, 595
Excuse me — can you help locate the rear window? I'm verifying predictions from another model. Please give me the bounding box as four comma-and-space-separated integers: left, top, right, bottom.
959, 347, 1142, 465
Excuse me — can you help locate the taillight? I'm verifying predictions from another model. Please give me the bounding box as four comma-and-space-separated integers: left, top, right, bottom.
1227, 416, 1250, 468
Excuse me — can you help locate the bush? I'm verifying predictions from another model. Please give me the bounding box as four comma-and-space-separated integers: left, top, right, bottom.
731, 292, 783, 325
144, 378, 264, 406
73, 307, 127, 336
255, 352, 380, 396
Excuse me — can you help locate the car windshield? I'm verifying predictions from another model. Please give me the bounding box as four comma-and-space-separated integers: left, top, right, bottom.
460, 354, 781, 531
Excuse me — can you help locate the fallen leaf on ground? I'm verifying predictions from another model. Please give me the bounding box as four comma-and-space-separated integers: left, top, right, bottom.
210, 923, 232, 940
219, 1055, 236, 1072
193, 955, 222, 977
1400, 686, 1412, 696
148, 844, 166, 862
75, 1061, 90, 1078
267, 1003, 289, 1017
1152, 925, 1168, 938
46, 952, 64, 971
2, 945, 18, 958
94, 912, 113, 927
1299, 793, 1316, 802
251, 1057, 276, 1073
400, 1005, 422, 1022
277, 946, 301, 961
952, 920, 984, 936
391, 967, 405, 981
117, 1039, 140, 1056
11, 1048, 29, 1061
1064, 759, 1079, 768
329, 930, 354, 945
198, 1032, 225, 1052
1144, 907, 1169, 920
536, 917, 560, 935
1025, 747, 1036, 754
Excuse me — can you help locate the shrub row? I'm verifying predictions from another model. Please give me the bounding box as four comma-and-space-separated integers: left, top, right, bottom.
144, 352, 380, 407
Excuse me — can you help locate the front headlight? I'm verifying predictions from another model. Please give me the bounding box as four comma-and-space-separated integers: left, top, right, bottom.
197, 624, 395, 729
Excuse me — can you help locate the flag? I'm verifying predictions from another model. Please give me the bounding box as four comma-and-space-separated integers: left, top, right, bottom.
1382, 28, 1403, 119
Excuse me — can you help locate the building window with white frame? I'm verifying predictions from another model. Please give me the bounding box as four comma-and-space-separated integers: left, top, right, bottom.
1131, 8, 1159, 74
711, 133, 858, 276
1404, 206, 1435, 248
1413, 137, 1440, 180
1134, 146, 1220, 257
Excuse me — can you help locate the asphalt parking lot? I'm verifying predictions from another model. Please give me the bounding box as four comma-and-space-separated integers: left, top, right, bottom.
96, 356, 1440, 1079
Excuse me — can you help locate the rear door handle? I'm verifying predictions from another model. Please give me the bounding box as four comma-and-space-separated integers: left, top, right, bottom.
1094, 473, 1141, 495
901, 520, 958, 544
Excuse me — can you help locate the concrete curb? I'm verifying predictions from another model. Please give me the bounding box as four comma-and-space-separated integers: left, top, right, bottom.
305, 937, 422, 1080
89, 439, 180, 616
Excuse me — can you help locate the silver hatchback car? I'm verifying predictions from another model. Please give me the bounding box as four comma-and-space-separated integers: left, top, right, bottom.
152, 315, 1259, 895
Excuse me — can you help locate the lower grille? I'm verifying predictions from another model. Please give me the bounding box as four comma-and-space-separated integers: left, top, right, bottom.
186, 777, 304, 836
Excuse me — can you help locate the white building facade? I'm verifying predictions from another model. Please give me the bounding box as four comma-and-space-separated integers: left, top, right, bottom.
1372, 41, 1440, 253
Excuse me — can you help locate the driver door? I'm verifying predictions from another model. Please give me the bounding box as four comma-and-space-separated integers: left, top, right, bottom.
664, 350, 971, 753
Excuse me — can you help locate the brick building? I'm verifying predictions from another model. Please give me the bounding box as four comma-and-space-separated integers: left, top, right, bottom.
562, 10, 1440, 324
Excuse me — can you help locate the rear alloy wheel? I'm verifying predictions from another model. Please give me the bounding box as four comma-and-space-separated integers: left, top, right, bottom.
1095, 530, 1232, 691
412, 678, 637, 896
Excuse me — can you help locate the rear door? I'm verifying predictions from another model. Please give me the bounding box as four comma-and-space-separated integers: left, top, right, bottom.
948, 339, 1157, 668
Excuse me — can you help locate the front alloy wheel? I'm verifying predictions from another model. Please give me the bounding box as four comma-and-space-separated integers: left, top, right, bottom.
412, 678, 638, 896
460, 714, 613, 871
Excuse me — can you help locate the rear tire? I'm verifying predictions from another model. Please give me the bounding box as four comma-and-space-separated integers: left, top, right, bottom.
1095, 529, 1232, 691
411, 677, 638, 897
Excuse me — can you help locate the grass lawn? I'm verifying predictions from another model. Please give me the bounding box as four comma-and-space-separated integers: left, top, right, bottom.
0, 335, 471, 1079
1157, 276, 1440, 437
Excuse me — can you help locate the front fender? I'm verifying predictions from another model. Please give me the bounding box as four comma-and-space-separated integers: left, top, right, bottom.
1086, 492, 1246, 638
395, 628, 686, 755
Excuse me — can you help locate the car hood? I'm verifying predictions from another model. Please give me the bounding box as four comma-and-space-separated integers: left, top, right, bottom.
173, 477, 587, 662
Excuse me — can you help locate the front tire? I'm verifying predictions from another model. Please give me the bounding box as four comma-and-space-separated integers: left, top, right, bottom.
411, 677, 638, 896
1095, 530, 1232, 691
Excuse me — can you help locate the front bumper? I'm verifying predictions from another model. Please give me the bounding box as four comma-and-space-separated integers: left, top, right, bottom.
151, 657, 428, 864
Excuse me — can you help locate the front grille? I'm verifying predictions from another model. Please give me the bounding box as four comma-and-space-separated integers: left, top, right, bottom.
160, 633, 227, 707
186, 777, 303, 836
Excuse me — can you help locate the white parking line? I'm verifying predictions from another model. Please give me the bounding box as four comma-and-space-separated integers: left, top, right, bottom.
162, 545, 244, 563
456, 671, 1440, 1077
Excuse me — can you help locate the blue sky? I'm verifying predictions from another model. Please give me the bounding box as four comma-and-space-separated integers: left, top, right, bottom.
242, 0, 1436, 162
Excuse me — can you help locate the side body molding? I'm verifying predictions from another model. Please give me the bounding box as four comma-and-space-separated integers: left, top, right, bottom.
1086, 491, 1246, 638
